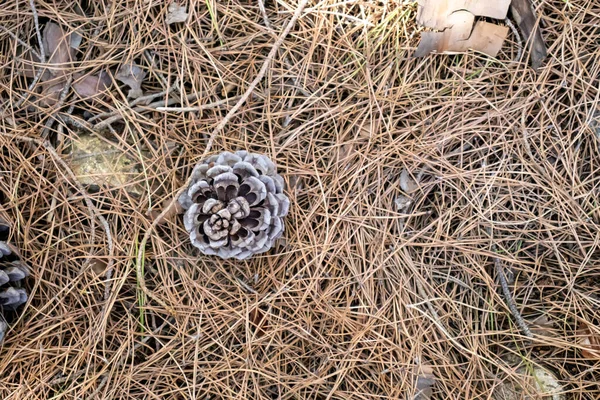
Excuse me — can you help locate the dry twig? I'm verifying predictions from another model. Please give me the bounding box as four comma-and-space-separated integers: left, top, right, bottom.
134, 0, 311, 313
0, 132, 114, 293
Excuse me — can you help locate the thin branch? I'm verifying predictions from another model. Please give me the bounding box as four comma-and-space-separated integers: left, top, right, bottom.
491, 248, 533, 338
12, 67, 46, 111
411, 275, 496, 364
143, 50, 169, 88
92, 92, 244, 130
28, 0, 45, 63
133, 0, 311, 313
0, 25, 42, 60
505, 18, 523, 63
485, 225, 533, 339
86, 87, 179, 123
155, 95, 244, 112
41, 75, 74, 138
257, 0, 311, 98
206, 0, 311, 149
0, 24, 45, 113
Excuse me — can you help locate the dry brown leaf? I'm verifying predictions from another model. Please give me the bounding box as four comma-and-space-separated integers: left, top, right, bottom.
89, 259, 108, 275
116, 63, 147, 99
166, 2, 189, 24
42, 22, 76, 76
14, 22, 82, 81
400, 169, 420, 193
529, 314, 556, 336
148, 198, 184, 225
578, 323, 600, 359
39, 81, 65, 107
73, 71, 111, 98
17, 48, 43, 79
338, 143, 355, 163
220, 82, 237, 97
414, 364, 435, 400
287, 175, 304, 191
249, 307, 268, 338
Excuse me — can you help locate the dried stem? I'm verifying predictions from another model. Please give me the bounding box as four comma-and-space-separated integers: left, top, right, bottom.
505, 18, 523, 63
92, 92, 243, 130
491, 247, 533, 338
0, 25, 42, 60
41, 75, 74, 138
28, 0, 45, 63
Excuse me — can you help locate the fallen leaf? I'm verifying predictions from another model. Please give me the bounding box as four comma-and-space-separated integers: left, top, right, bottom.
42, 22, 75, 76
220, 82, 237, 97
70, 31, 83, 50
69, 133, 147, 196
73, 71, 111, 98
395, 195, 413, 211
17, 48, 42, 79
148, 198, 184, 225
338, 143, 355, 163
529, 314, 556, 336
166, 2, 189, 25
89, 258, 108, 275
414, 364, 435, 400
39, 81, 65, 107
510, 0, 547, 69
578, 323, 600, 359
287, 175, 304, 191
249, 307, 268, 337
400, 169, 420, 193
116, 63, 147, 99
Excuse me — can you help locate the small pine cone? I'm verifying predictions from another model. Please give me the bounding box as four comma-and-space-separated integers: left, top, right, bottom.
0, 215, 29, 342
179, 151, 290, 260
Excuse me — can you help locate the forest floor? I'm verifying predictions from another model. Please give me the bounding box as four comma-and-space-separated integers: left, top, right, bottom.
0, 0, 599, 399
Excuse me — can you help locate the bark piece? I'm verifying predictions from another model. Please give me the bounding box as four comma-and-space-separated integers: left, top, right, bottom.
417, 0, 511, 29
415, 0, 511, 58
510, 0, 547, 69
415, 21, 509, 58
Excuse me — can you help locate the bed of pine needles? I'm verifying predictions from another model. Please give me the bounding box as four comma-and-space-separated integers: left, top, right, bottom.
0, 0, 599, 398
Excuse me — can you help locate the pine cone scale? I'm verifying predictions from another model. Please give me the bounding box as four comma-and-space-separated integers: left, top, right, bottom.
0, 215, 29, 340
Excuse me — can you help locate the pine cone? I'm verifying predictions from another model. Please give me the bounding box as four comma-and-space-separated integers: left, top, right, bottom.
0, 215, 29, 342
179, 151, 290, 260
